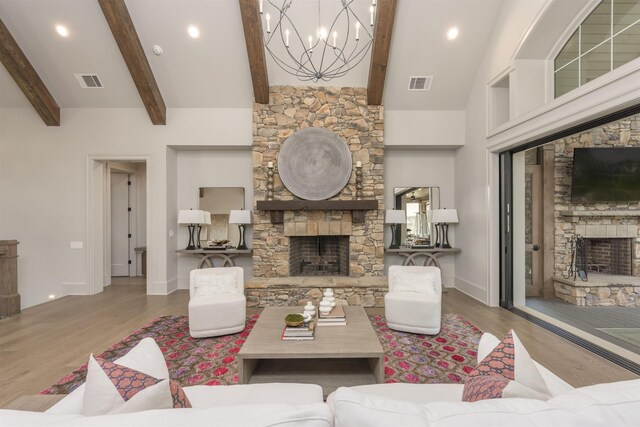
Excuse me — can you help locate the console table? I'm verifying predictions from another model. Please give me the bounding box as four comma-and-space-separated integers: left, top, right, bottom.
176, 248, 252, 268
385, 247, 461, 269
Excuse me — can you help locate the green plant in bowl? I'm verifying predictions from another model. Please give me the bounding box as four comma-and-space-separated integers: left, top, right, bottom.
285, 313, 305, 327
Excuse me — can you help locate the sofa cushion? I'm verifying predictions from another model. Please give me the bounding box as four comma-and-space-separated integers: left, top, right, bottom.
0, 403, 334, 427
462, 330, 552, 402
194, 270, 238, 296
393, 269, 437, 294
478, 332, 574, 397
82, 355, 191, 415
47, 337, 170, 415
331, 387, 620, 427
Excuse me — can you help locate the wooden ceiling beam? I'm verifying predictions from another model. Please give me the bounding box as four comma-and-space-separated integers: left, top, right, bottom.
239, 0, 269, 104
367, 0, 398, 106
98, 0, 166, 125
0, 18, 60, 126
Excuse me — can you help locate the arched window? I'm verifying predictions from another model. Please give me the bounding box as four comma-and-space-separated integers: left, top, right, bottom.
554, 0, 640, 98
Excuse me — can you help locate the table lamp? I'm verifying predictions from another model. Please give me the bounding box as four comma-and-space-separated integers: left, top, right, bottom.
432, 209, 458, 249
197, 211, 211, 249
229, 209, 252, 250
178, 209, 204, 250
385, 209, 406, 249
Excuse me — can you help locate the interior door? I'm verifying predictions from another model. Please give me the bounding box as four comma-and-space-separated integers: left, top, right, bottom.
111, 173, 130, 277
525, 164, 543, 297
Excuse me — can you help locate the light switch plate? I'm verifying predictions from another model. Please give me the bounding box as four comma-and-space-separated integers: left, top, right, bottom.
70, 241, 84, 249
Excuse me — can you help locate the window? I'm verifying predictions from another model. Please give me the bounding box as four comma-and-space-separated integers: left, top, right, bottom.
554, 0, 640, 98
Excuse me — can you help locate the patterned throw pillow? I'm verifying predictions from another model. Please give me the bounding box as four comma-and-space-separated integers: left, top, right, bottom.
82, 355, 191, 415
462, 330, 552, 402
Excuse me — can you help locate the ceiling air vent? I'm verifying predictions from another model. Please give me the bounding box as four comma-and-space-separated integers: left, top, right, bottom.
408, 76, 433, 91
74, 74, 104, 89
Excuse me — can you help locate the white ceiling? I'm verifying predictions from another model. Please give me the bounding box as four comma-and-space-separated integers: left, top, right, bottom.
0, 0, 505, 111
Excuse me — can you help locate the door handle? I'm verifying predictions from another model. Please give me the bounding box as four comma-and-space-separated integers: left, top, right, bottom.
532, 244, 540, 251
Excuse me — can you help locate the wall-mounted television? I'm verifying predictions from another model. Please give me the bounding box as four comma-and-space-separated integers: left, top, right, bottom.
571, 147, 640, 203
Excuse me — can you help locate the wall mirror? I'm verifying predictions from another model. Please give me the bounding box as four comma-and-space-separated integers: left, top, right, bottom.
394, 187, 440, 246
199, 187, 245, 245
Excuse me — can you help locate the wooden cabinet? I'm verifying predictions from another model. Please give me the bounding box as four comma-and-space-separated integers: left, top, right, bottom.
0, 240, 20, 317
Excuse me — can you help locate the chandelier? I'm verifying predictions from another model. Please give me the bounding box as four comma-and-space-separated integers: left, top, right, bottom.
259, 0, 376, 82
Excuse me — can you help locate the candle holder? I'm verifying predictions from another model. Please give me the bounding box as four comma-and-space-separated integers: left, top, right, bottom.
266, 163, 275, 201
355, 164, 363, 200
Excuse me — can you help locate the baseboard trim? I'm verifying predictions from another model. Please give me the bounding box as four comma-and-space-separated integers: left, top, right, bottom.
453, 276, 487, 304
62, 282, 89, 295
512, 307, 640, 375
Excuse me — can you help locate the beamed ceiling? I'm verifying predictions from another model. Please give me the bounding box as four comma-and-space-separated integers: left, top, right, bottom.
0, 0, 504, 125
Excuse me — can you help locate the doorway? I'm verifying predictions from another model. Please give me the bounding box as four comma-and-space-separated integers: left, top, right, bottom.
88, 157, 149, 295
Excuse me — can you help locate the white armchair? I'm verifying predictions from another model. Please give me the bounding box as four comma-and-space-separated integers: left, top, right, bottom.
188, 267, 246, 338
384, 266, 442, 335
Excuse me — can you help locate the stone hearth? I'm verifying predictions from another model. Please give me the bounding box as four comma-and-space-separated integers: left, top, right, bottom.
245, 277, 387, 308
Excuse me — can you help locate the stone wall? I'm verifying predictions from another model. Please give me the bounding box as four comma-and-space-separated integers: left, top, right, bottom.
554, 278, 639, 307
554, 113, 640, 278
252, 86, 384, 278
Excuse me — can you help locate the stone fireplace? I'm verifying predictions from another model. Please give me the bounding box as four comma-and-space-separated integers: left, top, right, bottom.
289, 236, 349, 276
246, 86, 386, 307
552, 114, 640, 306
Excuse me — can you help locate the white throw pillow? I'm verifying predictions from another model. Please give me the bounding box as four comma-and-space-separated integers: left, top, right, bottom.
47, 337, 169, 415
393, 269, 437, 294
81, 355, 173, 416
194, 271, 238, 296
462, 330, 552, 402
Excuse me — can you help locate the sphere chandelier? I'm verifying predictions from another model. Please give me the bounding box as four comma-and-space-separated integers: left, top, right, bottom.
259, 0, 376, 82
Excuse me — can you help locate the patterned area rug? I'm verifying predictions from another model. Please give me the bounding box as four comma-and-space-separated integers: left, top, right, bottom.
40, 313, 481, 395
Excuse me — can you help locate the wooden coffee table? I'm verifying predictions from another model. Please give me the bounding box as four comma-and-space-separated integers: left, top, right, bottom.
238, 306, 384, 396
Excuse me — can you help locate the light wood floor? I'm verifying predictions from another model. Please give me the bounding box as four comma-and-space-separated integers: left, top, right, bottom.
1, 283, 637, 407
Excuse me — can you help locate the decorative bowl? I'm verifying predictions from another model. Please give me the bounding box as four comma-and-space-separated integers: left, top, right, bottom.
284, 313, 305, 327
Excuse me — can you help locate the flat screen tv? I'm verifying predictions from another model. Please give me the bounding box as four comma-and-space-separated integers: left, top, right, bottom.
571, 147, 640, 203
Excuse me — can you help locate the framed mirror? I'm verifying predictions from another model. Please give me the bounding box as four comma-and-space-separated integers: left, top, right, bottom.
199, 187, 245, 246
394, 187, 440, 247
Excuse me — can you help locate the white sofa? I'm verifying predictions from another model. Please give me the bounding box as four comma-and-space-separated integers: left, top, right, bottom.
327, 333, 640, 427
3, 335, 639, 426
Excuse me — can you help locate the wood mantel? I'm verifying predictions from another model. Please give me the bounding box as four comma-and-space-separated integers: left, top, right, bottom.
256, 200, 378, 224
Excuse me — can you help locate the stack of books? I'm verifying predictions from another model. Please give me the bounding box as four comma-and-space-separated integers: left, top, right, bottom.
317, 304, 347, 326
281, 320, 315, 341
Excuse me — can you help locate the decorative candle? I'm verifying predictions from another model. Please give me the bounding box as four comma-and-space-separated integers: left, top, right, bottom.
370, 6, 374, 25
356, 161, 362, 168
266, 13, 271, 33
355, 22, 360, 40
267, 161, 273, 168
285, 29, 290, 47
333, 31, 337, 48
308, 35, 313, 50
259, 0, 263, 13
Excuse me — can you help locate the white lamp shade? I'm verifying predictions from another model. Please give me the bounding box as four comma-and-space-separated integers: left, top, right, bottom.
201, 211, 211, 225
178, 209, 204, 224
385, 209, 406, 224
229, 209, 252, 224
432, 209, 459, 224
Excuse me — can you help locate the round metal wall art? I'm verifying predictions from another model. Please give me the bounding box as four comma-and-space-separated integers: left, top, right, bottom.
277, 128, 353, 201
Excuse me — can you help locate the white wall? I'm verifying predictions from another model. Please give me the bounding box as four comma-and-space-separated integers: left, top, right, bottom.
454, 0, 546, 304
0, 107, 252, 308
384, 148, 457, 286
385, 111, 465, 148
175, 149, 253, 288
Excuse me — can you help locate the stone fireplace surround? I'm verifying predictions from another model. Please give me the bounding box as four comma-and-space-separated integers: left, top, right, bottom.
552, 114, 640, 307
248, 86, 385, 307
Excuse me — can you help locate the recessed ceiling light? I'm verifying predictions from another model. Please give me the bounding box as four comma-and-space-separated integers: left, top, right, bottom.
56, 24, 69, 38
447, 27, 459, 40
187, 25, 200, 39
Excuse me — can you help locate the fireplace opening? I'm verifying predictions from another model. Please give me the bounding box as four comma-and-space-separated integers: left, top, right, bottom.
289, 236, 349, 276
585, 238, 633, 275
